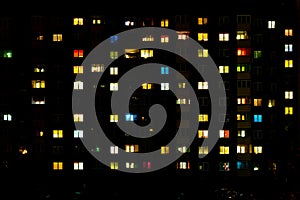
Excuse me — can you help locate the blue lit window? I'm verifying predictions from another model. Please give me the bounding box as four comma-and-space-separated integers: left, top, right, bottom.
161, 66, 169, 75
237, 161, 249, 169
110, 35, 118, 43
125, 113, 137, 122
254, 114, 262, 122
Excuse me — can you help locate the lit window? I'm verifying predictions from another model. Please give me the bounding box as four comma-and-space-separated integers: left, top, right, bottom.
161, 146, 170, 154
53, 130, 63, 138
142, 161, 151, 169
199, 146, 209, 155
198, 49, 208, 57
198, 130, 208, 138
285, 29, 293, 36
74, 114, 83, 122
253, 146, 262, 154
198, 33, 208, 41
285, 60, 293, 68
177, 161, 190, 169
237, 48, 250, 56
237, 64, 251, 72
237, 145, 246, 153
285, 44, 293, 52
32, 80, 45, 88
53, 34, 62, 42
253, 98, 262, 106
110, 146, 118, 154
219, 146, 229, 154
285, 107, 293, 115
198, 17, 208, 25
53, 162, 63, 170
140, 49, 153, 58
161, 83, 169, 90
176, 98, 189, 105
73, 66, 83, 74
74, 49, 84, 58
219, 33, 229, 41
109, 67, 118, 75
110, 35, 118, 43
73, 18, 83, 25
237, 161, 249, 170
253, 50, 262, 59
73, 81, 83, 90
178, 82, 186, 89
268, 20, 275, 29
74, 162, 84, 170
219, 65, 229, 73
285, 91, 293, 99
36, 35, 44, 41
177, 31, 189, 40
125, 113, 137, 122
110, 114, 118, 122
0, 50, 12, 58
198, 81, 208, 89
237, 97, 250, 105
237, 114, 246, 121
237, 130, 246, 137
126, 162, 137, 169
92, 64, 105, 72
92, 18, 101, 25
110, 83, 118, 91
125, 20, 135, 26
33, 65, 45, 73
161, 19, 169, 27
160, 35, 169, 43
254, 114, 262, 122
199, 162, 209, 171
74, 130, 83, 138
142, 83, 152, 89
219, 162, 230, 171
110, 51, 118, 59
32, 96, 45, 104
178, 146, 189, 153
125, 144, 139, 152
161, 66, 169, 74
110, 162, 118, 170
3, 114, 12, 121
219, 130, 230, 138
142, 35, 154, 42
236, 31, 248, 40
198, 114, 209, 122
268, 99, 276, 107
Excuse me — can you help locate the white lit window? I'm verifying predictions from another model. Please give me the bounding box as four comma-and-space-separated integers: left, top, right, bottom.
285, 91, 293, 99
3, 114, 12, 121
110, 146, 118, 154
126, 162, 137, 169
285, 44, 293, 52
125, 144, 139, 152
198, 81, 208, 89
268, 20, 275, 29
92, 64, 105, 72
219, 33, 229, 41
161, 83, 169, 90
74, 114, 84, 122
74, 162, 84, 170
74, 81, 83, 90
237, 145, 246, 154
110, 67, 118, 75
160, 35, 169, 43
219, 66, 229, 73
198, 130, 208, 138
74, 130, 83, 138
177, 31, 189, 40
125, 20, 135, 26
177, 162, 190, 169
110, 83, 118, 91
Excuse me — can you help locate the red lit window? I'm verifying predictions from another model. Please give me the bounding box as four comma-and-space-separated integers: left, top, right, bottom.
237, 48, 250, 56
74, 49, 84, 58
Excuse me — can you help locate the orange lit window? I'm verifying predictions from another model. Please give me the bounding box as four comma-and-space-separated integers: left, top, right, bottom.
198, 17, 208, 25
53, 162, 63, 170
237, 48, 250, 56
74, 50, 84, 58
219, 130, 230, 138
285, 29, 293, 36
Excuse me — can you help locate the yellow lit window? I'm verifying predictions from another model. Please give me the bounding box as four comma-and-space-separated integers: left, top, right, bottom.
53, 130, 63, 138
268, 99, 276, 107
198, 17, 208, 25
93, 19, 101, 24
74, 18, 83, 25
198, 49, 208, 57
53, 162, 63, 170
161, 146, 170, 154
285, 107, 293, 115
198, 130, 208, 138
53, 34, 62, 42
253, 98, 262, 106
110, 51, 118, 59
110, 114, 118, 122
198, 114, 209, 122
140, 49, 153, 58
285, 29, 293, 36
237, 114, 245, 121
219, 146, 229, 154
219, 66, 229, 73
142, 35, 154, 42
219, 33, 229, 41
177, 31, 189, 40
161, 19, 169, 27
236, 31, 248, 40
177, 161, 190, 169
199, 146, 209, 155
74, 114, 83, 122
142, 83, 152, 89
178, 82, 186, 89
254, 146, 262, 154
73, 66, 83, 74
176, 98, 189, 105
125, 144, 139, 152
32, 80, 46, 88
198, 33, 208, 41
110, 162, 118, 170
285, 60, 293, 68
285, 91, 293, 99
